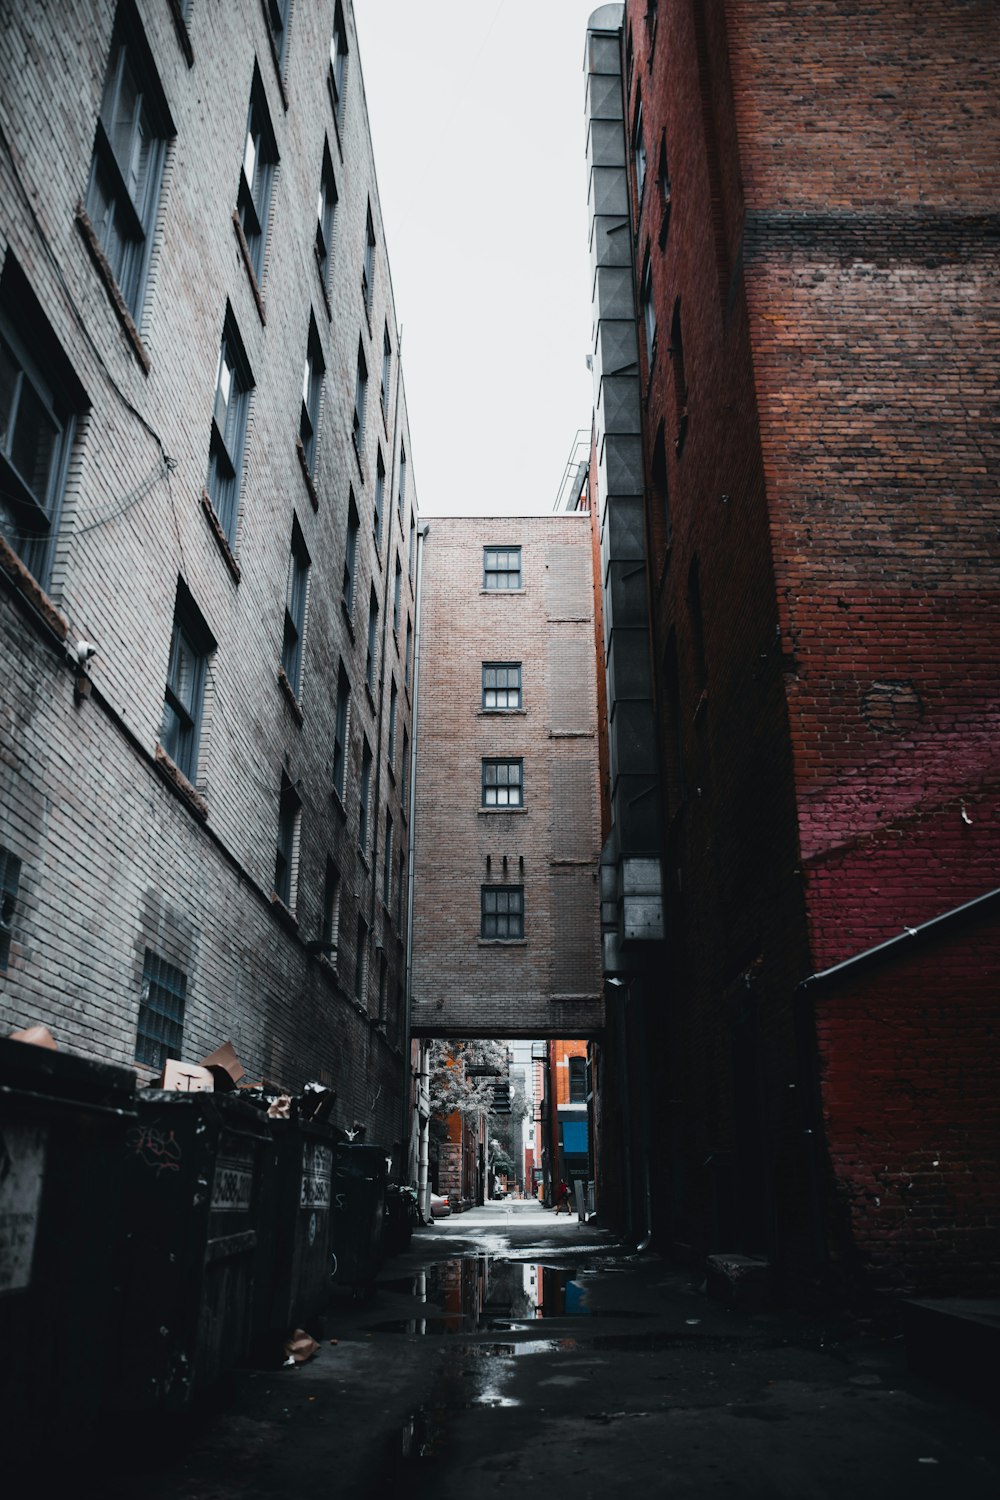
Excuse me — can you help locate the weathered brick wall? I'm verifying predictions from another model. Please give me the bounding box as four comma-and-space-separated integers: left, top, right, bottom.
622, 0, 1000, 1291
0, 1, 416, 1151
411, 516, 603, 1038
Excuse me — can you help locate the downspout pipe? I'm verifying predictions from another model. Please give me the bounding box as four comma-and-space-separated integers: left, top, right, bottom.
403, 520, 430, 1214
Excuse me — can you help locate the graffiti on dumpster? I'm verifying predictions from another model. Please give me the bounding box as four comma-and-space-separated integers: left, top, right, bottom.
300, 1144, 332, 1209
211, 1150, 254, 1211
0, 1123, 47, 1293
127, 1122, 182, 1176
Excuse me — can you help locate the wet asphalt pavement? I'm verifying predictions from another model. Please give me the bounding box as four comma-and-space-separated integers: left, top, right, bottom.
110, 1200, 999, 1499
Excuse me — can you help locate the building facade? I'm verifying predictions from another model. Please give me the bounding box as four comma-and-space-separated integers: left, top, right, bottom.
0, 1, 419, 1152
586, 0, 1000, 1296
411, 516, 604, 1041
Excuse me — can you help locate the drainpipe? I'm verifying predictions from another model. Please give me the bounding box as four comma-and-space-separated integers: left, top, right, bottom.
403, 520, 430, 1216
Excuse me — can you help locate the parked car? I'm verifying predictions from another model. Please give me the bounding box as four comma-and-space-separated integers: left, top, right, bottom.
430, 1193, 451, 1218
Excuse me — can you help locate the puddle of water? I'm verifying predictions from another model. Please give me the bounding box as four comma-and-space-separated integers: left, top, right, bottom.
371, 1257, 604, 1334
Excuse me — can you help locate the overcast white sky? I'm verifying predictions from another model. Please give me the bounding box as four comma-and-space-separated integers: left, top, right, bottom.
353, 0, 605, 517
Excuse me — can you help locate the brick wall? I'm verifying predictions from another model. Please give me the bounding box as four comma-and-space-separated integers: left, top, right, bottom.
411, 516, 604, 1038
0, 1, 416, 1151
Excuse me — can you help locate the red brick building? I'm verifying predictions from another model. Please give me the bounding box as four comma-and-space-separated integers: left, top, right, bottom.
586, 1, 1000, 1296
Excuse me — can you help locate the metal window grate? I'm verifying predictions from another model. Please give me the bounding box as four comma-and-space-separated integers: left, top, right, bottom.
136, 949, 186, 1069
0, 845, 22, 971
481, 884, 524, 940
483, 546, 521, 590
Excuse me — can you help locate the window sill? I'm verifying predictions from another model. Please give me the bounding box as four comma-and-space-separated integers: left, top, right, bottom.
549, 729, 593, 739
277, 665, 304, 724
74, 203, 151, 374
478, 938, 527, 948
0, 537, 69, 643
270, 892, 299, 931
478, 588, 526, 597
201, 490, 241, 583
477, 708, 526, 717
479, 806, 527, 816
232, 211, 267, 326
154, 744, 209, 821
166, 0, 194, 65
295, 437, 320, 511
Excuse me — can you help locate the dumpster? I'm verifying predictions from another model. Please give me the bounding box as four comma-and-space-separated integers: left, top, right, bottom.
0, 1034, 136, 1444
252, 1118, 334, 1350
113, 1090, 272, 1409
329, 1143, 387, 1294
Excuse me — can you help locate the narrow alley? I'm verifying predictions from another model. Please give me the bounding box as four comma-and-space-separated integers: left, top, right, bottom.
99, 1202, 999, 1500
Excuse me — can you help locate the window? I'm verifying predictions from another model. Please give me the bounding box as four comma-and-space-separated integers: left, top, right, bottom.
329, 3, 348, 120
408, 515, 416, 579
404, 616, 412, 688
0, 264, 79, 588
0, 846, 22, 971
362, 206, 375, 319
633, 98, 647, 201
482, 662, 521, 711
483, 546, 521, 590
136, 949, 186, 1070
640, 252, 656, 362
299, 318, 325, 473
380, 325, 391, 413
161, 580, 214, 783
354, 913, 368, 1004
84, 8, 171, 321
388, 678, 398, 767
353, 342, 368, 449
206, 311, 253, 544
237, 70, 278, 283
393, 556, 402, 636
322, 857, 341, 954
274, 772, 301, 908
397, 444, 406, 519
383, 813, 393, 906
359, 737, 372, 855
377, 950, 388, 1024
481, 885, 524, 940
365, 585, 379, 692
396, 851, 406, 929
343, 493, 359, 614
401, 728, 409, 810
373, 449, 385, 549
569, 1056, 587, 1103
482, 758, 523, 808
333, 663, 350, 800
265, 0, 290, 68
281, 518, 310, 696
316, 145, 338, 289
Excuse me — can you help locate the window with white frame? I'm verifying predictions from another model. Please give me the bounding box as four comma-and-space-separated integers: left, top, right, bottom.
404, 616, 412, 688
353, 342, 368, 448
206, 311, 253, 543
135, 949, 186, 1070
265, 0, 290, 68
0, 264, 79, 588
84, 7, 171, 322
237, 69, 278, 283
343, 492, 359, 614
359, 737, 372, 855
274, 771, 301, 908
329, 3, 348, 120
388, 678, 397, 768
299, 317, 325, 474
0, 845, 22, 971
380, 325, 391, 413
481, 885, 524, 940
483, 546, 521, 590
161, 580, 214, 783
316, 144, 338, 290
362, 206, 375, 319
373, 448, 385, 549
482, 758, 523, 808
365, 584, 378, 692
482, 662, 521, 711
392, 556, 402, 637
281, 517, 310, 696
633, 98, 647, 201
641, 251, 656, 363
397, 443, 406, 518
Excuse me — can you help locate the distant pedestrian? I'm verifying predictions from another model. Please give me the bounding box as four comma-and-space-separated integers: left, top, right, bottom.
556, 1179, 572, 1214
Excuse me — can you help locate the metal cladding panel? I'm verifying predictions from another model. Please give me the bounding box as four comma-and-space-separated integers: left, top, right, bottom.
587, 116, 626, 170
587, 31, 623, 76
605, 559, 650, 630
622, 893, 665, 943
589, 164, 629, 217
612, 775, 664, 855
585, 68, 624, 123
606, 626, 652, 703
598, 432, 644, 499
609, 697, 659, 777
599, 372, 642, 437
590, 213, 633, 273
593, 317, 637, 384
600, 493, 646, 565
594, 265, 635, 322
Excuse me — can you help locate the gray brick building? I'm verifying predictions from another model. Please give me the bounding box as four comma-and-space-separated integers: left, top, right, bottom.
411, 516, 603, 1040
0, 0, 418, 1149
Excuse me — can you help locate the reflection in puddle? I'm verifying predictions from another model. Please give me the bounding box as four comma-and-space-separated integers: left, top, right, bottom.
372, 1258, 604, 1336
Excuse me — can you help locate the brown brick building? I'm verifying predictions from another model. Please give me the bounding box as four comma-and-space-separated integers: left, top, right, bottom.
411, 516, 603, 1041
0, 1, 418, 1151
586, 1, 1000, 1296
